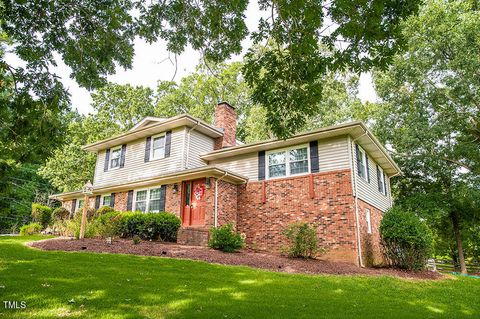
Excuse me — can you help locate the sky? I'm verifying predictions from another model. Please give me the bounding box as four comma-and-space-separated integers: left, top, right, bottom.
6, 2, 377, 116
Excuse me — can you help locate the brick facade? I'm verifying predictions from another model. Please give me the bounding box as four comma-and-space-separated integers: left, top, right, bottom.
237, 170, 359, 264
214, 102, 237, 149
165, 184, 182, 217
113, 192, 128, 211
357, 199, 385, 266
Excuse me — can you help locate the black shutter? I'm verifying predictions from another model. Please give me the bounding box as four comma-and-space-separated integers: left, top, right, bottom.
104, 149, 111, 172
355, 144, 361, 176
258, 151, 266, 181
95, 195, 101, 210
144, 137, 151, 162
366, 154, 370, 183
110, 193, 115, 208
126, 190, 134, 211
164, 131, 172, 157
159, 185, 166, 212
376, 165, 382, 192
383, 172, 387, 195
71, 199, 77, 217
119, 144, 127, 168
309, 141, 319, 173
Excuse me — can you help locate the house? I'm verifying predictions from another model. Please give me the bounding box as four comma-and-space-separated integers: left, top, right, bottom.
51, 102, 401, 266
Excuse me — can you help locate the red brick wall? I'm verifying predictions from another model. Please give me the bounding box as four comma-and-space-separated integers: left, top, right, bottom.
165, 184, 182, 218
62, 200, 73, 212
215, 180, 238, 227
214, 102, 237, 149
113, 192, 128, 211
237, 170, 359, 264
357, 199, 385, 266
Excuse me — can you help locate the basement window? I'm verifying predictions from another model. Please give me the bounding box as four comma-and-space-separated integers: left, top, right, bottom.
266, 145, 309, 179
366, 208, 372, 234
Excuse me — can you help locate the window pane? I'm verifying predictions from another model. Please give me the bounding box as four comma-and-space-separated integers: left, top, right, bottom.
136, 190, 147, 201
153, 147, 164, 159
148, 199, 161, 212
136, 201, 146, 212
150, 188, 161, 200
269, 164, 286, 178
103, 196, 111, 206
78, 200, 84, 209
268, 152, 286, 165
153, 136, 165, 149
290, 160, 308, 175
289, 148, 307, 161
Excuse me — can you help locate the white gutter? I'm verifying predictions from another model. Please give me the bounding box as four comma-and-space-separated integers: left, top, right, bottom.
351, 131, 368, 268
184, 121, 200, 169
214, 172, 228, 227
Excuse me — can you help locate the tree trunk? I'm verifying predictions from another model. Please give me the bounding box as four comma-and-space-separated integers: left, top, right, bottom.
451, 212, 467, 274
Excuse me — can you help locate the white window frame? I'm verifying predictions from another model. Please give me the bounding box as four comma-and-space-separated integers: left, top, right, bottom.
150, 133, 166, 161
133, 186, 163, 213
266, 144, 310, 180
378, 166, 387, 196
76, 198, 85, 211
109, 146, 122, 170
366, 208, 372, 234
101, 194, 112, 207
357, 145, 368, 180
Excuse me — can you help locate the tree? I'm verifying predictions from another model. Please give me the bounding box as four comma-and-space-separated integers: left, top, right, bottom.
372, 0, 480, 274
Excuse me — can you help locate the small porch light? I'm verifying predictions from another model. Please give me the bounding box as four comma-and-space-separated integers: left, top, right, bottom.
172, 183, 178, 194
205, 178, 211, 189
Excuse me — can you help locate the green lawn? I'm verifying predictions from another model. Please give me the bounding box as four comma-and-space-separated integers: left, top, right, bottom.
0, 236, 479, 319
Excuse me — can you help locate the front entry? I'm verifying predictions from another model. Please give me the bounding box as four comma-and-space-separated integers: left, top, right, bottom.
182, 179, 207, 227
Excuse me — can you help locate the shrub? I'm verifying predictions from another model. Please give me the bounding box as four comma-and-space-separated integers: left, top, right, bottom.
208, 223, 244, 253
19, 223, 42, 236
132, 235, 141, 245
282, 222, 319, 258
117, 212, 181, 241
52, 207, 70, 221
71, 211, 96, 239
96, 205, 116, 217
380, 206, 433, 271
51, 220, 74, 237
31, 203, 52, 228
93, 212, 122, 239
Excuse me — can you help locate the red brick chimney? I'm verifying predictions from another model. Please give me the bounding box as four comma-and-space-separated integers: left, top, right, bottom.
214, 102, 237, 150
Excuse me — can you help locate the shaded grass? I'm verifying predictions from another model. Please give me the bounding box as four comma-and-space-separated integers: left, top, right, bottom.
0, 236, 479, 318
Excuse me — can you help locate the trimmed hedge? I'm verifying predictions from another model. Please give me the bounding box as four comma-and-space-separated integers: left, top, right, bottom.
31, 203, 52, 228
380, 206, 433, 271
117, 212, 181, 242
93, 212, 122, 238
96, 205, 116, 217
208, 223, 244, 252
19, 223, 42, 236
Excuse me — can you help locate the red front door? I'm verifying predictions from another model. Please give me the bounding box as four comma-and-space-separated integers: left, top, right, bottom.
182, 179, 206, 226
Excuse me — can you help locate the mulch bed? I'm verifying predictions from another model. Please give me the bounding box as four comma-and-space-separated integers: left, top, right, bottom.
29, 237, 441, 280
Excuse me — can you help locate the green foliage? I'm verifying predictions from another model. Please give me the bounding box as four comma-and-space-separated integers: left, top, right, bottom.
71, 211, 96, 239
208, 223, 244, 253
282, 222, 319, 258
19, 223, 42, 236
51, 207, 69, 221
380, 207, 433, 271
95, 205, 116, 217
31, 203, 52, 228
93, 212, 122, 239
132, 235, 141, 245
51, 220, 74, 237
117, 212, 181, 242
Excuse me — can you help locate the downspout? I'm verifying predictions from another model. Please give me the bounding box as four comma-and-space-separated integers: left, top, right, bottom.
184, 121, 200, 169
350, 131, 368, 267
214, 172, 228, 228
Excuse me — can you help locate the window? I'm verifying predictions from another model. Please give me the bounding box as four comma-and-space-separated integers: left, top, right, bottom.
366, 208, 372, 234
76, 199, 84, 211
266, 145, 309, 179
377, 166, 387, 195
102, 195, 112, 207
356, 145, 368, 180
151, 134, 166, 160
109, 146, 121, 169
134, 187, 164, 212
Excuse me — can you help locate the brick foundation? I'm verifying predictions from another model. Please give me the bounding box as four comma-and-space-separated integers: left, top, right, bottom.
237, 170, 359, 264
357, 199, 385, 266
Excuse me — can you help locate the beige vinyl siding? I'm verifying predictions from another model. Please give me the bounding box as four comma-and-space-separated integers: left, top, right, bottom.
93, 127, 186, 187
187, 129, 214, 169
351, 140, 392, 212
210, 136, 351, 181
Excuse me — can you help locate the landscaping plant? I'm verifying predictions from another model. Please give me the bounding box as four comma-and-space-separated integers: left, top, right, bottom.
282, 222, 319, 258
93, 212, 122, 240
208, 223, 244, 253
51, 207, 70, 221
380, 206, 433, 271
31, 203, 52, 228
117, 212, 181, 242
19, 223, 42, 236
95, 205, 116, 217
